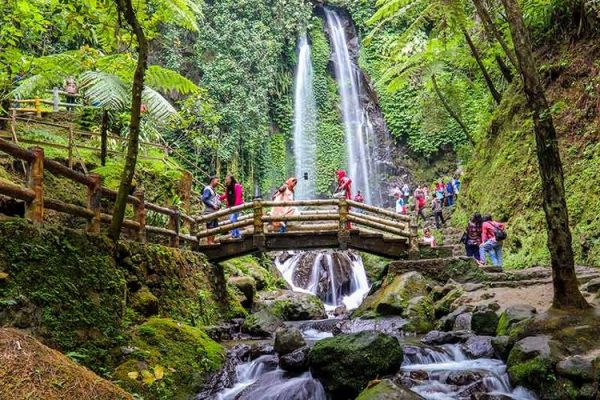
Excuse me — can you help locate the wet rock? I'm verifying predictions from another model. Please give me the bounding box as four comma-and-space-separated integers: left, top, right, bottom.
253, 289, 326, 321
491, 336, 512, 361
471, 306, 499, 336
507, 335, 563, 390
446, 370, 483, 386
463, 336, 495, 358
580, 277, 600, 293
472, 394, 513, 400
249, 343, 274, 359
242, 309, 284, 337
453, 313, 472, 331
496, 304, 536, 336
402, 296, 434, 333
555, 356, 595, 382
309, 331, 403, 399
433, 287, 463, 318
228, 276, 256, 308
198, 343, 252, 396
430, 282, 458, 302
357, 272, 428, 316
578, 382, 598, 399
130, 287, 159, 317
279, 345, 310, 372
355, 379, 425, 399
421, 330, 472, 345
437, 305, 473, 331
274, 327, 306, 356
334, 305, 347, 317
456, 380, 487, 397
204, 320, 243, 342
463, 282, 485, 292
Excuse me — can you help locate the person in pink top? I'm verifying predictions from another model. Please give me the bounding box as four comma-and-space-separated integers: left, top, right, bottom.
479, 214, 506, 267
220, 175, 244, 239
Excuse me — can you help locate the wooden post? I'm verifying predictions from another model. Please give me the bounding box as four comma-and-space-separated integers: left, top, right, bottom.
338, 198, 349, 250
10, 109, 17, 142
100, 110, 108, 166
179, 170, 192, 214
168, 206, 180, 248
86, 173, 102, 233
34, 98, 41, 118
253, 199, 265, 250
133, 190, 146, 242
409, 221, 419, 259
67, 126, 74, 169
25, 146, 44, 224
52, 87, 60, 112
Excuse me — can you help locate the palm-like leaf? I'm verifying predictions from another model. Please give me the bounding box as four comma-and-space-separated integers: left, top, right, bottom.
79, 71, 129, 110
146, 66, 199, 95
142, 87, 178, 121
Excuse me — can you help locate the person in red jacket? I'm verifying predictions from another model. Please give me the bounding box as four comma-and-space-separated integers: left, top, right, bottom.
334, 170, 352, 228
219, 175, 243, 239
479, 214, 505, 267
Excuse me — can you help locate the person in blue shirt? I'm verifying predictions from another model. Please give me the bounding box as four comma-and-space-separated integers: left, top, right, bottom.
445, 181, 455, 207
202, 176, 221, 245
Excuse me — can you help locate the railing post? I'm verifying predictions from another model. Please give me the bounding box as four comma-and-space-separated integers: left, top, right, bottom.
67, 126, 74, 169
253, 199, 265, 250
338, 198, 349, 250
133, 190, 146, 242
25, 146, 44, 224
409, 219, 419, 259
52, 87, 60, 112
168, 206, 180, 248
86, 173, 102, 233
34, 98, 41, 118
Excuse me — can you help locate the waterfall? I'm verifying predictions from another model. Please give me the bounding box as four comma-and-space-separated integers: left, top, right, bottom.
324, 9, 378, 205
292, 35, 317, 200
274, 251, 370, 311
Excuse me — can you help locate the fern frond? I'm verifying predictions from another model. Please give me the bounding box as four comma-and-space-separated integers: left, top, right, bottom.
80, 71, 129, 110
145, 66, 200, 95
142, 87, 178, 121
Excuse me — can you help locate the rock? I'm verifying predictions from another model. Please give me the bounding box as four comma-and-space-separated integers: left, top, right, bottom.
437, 305, 473, 331
472, 394, 513, 400
496, 304, 536, 336
581, 277, 600, 293
421, 330, 472, 345
309, 331, 403, 398
507, 335, 563, 390
253, 289, 326, 321
274, 327, 306, 356
433, 287, 463, 318
430, 282, 457, 302
198, 344, 251, 396
242, 309, 284, 337
453, 313, 472, 331
491, 336, 512, 361
130, 287, 159, 317
579, 382, 598, 399
249, 343, 274, 359
446, 370, 483, 386
463, 336, 495, 358
334, 305, 347, 316
539, 377, 579, 400
355, 379, 425, 399
555, 356, 595, 382
456, 380, 487, 397
228, 276, 256, 308
402, 296, 434, 333
357, 272, 428, 316
279, 346, 310, 372
471, 307, 499, 336
463, 282, 484, 292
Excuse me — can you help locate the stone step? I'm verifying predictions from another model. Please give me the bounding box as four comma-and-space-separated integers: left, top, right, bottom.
488, 273, 600, 288
389, 256, 482, 283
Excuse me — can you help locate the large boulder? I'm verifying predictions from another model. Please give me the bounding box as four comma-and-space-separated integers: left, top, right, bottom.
242, 309, 284, 337
556, 356, 596, 382
471, 304, 499, 336
437, 304, 473, 331
433, 288, 464, 318
402, 296, 435, 333
356, 379, 425, 399
507, 335, 563, 390
309, 331, 403, 398
253, 289, 326, 321
463, 336, 495, 358
421, 330, 472, 345
357, 272, 428, 317
496, 305, 536, 336
279, 346, 310, 372
274, 327, 306, 356
227, 276, 256, 308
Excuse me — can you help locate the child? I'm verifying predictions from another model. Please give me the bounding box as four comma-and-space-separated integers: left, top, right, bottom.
423, 227, 436, 247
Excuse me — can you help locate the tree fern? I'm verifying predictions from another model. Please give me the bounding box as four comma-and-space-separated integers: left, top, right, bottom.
79, 71, 129, 110
145, 66, 199, 95
142, 87, 178, 121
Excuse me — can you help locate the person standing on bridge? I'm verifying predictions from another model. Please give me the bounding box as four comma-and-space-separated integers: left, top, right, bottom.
271, 177, 298, 233
220, 175, 243, 239
354, 191, 364, 214
202, 176, 221, 245
334, 170, 352, 229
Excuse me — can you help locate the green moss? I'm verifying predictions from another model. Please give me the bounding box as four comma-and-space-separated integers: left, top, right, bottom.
507, 357, 555, 388
434, 287, 464, 318
355, 272, 428, 317
113, 317, 224, 400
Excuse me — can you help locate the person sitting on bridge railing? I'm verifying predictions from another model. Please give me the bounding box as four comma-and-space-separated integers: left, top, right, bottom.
271, 177, 298, 233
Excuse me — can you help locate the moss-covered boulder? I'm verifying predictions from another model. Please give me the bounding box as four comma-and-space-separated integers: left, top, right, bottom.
471, 308, 499, 336
433, 287, 464, 318
113, 318, 224, 400
274, 327, 306, 356
222, 255, 282, 291
242, 309, 285, 337
356, 272, 428, 317
507, 335, 563, 391
402, 296, 435, 333
130, 287, 159, 317
253, 289, 326, 321
308, 331, 403, 398
228, 276, 256, 308
356, 379, 425, 399
496, 304, 536, 336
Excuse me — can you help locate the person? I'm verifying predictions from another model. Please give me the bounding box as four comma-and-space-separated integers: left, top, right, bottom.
463, 212, 483, 261
202, 176, 221, 245
219, 175, 243, 239
445, 180, 455, 207
435, 181, 445, 205
414, 187, 426, 223
431, 195, 444, 229
423, 227, 436, 247
395, 193, 406, 215
480, 214, 506, 267
453, 175, 461, 196
354, 190, 364, 213
271, 177, 299, 233
402, 183, 410, 204
64, 77, 78, 111
334, 170, 352, 228
422, 185, 430, 201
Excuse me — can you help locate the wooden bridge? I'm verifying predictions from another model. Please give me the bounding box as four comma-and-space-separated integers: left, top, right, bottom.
0, 137, 418, 261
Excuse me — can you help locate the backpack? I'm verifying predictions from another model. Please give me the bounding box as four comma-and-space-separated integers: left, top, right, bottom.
492, 222, 507, 241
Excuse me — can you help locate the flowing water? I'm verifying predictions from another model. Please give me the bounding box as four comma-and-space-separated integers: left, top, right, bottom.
292, 35, 317, 200
274, 251, 370, 312
324, 9, 378, 205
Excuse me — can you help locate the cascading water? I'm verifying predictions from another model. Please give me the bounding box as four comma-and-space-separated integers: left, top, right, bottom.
274, 251, 370, 311
292, 35, 317, 200
325, 9, 379, 205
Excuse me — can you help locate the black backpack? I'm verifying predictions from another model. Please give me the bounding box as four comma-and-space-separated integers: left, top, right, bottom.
492, 223, 507, 241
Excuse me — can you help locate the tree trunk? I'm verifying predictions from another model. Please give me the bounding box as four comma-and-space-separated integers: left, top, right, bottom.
500, 0, 589, 309
495, 55, 514, 83
109, 0, 148, 241
431, 74, 473, 145
463, 30, 502, 104
472, 0, 519, 69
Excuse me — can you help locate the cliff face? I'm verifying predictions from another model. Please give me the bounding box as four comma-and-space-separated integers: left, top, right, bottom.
457, 38, 600, 268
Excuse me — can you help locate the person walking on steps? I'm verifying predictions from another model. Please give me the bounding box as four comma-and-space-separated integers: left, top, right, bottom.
445, 180, 455, 207
414, 187, 426, 224
395, 193, 407, 215
431, 195, 444, 229
202, 176, 221, 245
220, 175, 243, 239
462, 212, 483, 261
271, 177, 299, 233
402, 183, 410, 204
479, 214, 507, 267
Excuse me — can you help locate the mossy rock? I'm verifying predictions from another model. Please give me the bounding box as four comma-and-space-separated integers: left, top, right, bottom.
402, 296, 435, 333
433, 287, 464, 318
242, 309, 284, 337
130, 287, 159, 317
356, 379, 425, 399
356, 272, 428, 317
496, 305, 536, 336
471, 309, 499, 336
113, 318, 224, 400
252, 289, 326, 321
308, 331, 403, 399
507, 335, 563, 391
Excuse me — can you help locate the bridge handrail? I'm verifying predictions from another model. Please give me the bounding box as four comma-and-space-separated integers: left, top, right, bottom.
347, 199, 412, 222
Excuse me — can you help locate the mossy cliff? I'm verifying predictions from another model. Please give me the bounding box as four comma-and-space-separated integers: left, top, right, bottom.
0, 218, 243, 399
